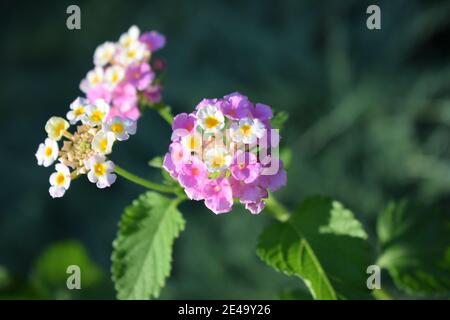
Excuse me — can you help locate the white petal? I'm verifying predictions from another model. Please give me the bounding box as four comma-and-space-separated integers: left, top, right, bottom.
35, 144, 45, 166
49, 186, 66, 198
87, 170, 98, 183
49, 172, 58, 186
55, 163, 70, 175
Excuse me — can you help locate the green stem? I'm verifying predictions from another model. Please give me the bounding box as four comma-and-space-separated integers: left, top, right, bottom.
265, 194, 290, 222
155, 105, 174, 125
115, 165, 176, 194
138, 96, 174, 125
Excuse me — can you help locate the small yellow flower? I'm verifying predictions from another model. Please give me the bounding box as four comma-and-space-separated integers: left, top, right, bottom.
45, 116, 69, 141
196, 105, 225, 133
86, 99, 110, 126
92, 131, 115, 155
49, 163, 71, 198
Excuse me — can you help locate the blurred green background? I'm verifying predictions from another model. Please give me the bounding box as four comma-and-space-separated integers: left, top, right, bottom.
1, 0, 450, 299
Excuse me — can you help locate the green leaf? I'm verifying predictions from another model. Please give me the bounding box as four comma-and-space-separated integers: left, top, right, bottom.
257, 196, 373, 300
271, 111, 289, 130
377, 201, 450, 296
319, 201, 368, 239
280, 148, 292, 170
148, 156, 163, 168
32, 240, 103, 293
111, 192, 185, 300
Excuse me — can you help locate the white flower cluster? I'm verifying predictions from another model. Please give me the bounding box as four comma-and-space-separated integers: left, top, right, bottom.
35, 98, 136, 198
80, 25, 150, 94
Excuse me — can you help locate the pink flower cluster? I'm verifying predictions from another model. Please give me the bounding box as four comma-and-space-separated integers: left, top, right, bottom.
163, 92, 287, 214
79, 26, 165, 121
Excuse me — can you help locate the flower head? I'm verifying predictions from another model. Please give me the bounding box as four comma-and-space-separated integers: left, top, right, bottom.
105, 65, 125, 89
196, 104, 225, 133
139, 31, 166, 51
79, 25, 166, 121
37, 98, 136, 197
94, 42, 116, 67
86, 99, 110, 126
104, 116, 137, 141
125, 62, 154, 90
49, 163, 71, 198
36, 138, 59, 167
67, 97, 89, 124
230, 117, 265, 144
163, 92, 287, 214
92, 130, 115, 155
171, 113, 196, 140
85, 154, 117, 189
45, 117, 69, 141
202, 178, 233, 214
119, 25, 140, 49
37, 25, 164, 198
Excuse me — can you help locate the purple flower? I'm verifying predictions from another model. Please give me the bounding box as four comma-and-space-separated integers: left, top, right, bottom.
251, 103, 273, 120
245, 201, 266, 214
202, 178, 233, 214
139, 31, 166, 51
163, 152, 178, 179
168, 142, 189, 173
143, 84, 162, 104
125, 62, 155, 90
178, 157, 208, 200
111, 83, 139, 120
171, 113, 196, 141
162, 93, 287, 215
259, 159, 287, 192
222, 92, 252, 119
231, 178, 268, 204
194, 98, 228, 111
87, 84, 112, 104
230, 151, 261, 183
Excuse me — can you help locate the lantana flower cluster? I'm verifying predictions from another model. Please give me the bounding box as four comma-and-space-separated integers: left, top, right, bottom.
35, 98, 136, 198
163, 92, 287, 214
35, 26, 165, 198
80, 25, 166, 120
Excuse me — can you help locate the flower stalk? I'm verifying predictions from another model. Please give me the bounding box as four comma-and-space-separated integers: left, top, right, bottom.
265, 194, 290, 222
114, 164, 176, 194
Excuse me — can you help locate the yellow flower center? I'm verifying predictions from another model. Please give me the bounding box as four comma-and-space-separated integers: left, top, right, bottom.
45, 147, 53, 157
112, 72, 120, 83
123, 37, 132, 48
212, 155, 225, 168
240, 124, 252, 136
92, 75, 101, 85
54, 123, 66, 137
94, 163, 106, 176
213, 185, 221, 192
205, 116, 220, 129
111, 123, 124, 134
99, 138, 108, 152
74, 107, 85, 116
56, 173, 65, 186
127, 49, 137, 58
90, 110, 104, 123
188, 136, 197, 149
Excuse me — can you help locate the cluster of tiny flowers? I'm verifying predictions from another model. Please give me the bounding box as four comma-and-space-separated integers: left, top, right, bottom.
34, 25, 164, 198
80, 25, 166, 121
163, 92, 287, 214
35, 98, 137, 198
